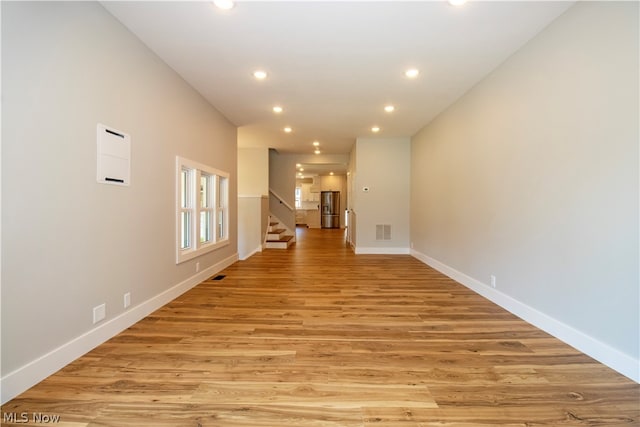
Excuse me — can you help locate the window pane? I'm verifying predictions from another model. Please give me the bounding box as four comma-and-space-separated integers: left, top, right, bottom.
218, 176, 226, 208
180, 211, 191, 249
217, 209, 225, 239
200, 175, 209, 208
180, 168, 193, 208
181, 169, 189, 208
200, 210, 211, 243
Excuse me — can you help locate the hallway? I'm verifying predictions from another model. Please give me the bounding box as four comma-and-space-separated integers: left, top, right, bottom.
2, 228, 638, 426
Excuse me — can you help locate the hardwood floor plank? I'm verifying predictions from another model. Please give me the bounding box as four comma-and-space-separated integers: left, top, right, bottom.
2, 227, 638, 426
191, 381, 437, 409
92, 403, 365, 427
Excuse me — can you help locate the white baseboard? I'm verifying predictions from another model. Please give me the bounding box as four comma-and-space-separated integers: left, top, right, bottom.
239, 246, 262, 260
355, 246, 410, 255
410, 249, 639, 383
0, 253, 238, 404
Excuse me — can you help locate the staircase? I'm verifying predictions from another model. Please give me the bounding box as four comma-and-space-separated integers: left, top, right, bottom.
265, 218, 295, 249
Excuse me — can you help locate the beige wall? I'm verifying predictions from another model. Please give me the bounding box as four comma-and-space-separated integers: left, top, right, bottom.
2, 1, 237, 392
237, 147, 269, 259
238, 196, 268, 260
411, 2, 638, 367
268, 150, 297, 231
238, 147, 268, 196
354, 137, 411, 253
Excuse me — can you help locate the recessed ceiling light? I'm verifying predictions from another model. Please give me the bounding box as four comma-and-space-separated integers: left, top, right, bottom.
213, 0, 235, 10
330, 172, 334, 176
253, 70, 268, 80
312, 141, 320, 146
314, 149, 321, 155
284, 127, 292, 133
448, 0, 467, 6
405, 68, 419, 79
273, 106, 283, 113
371, 126, 381, 133
384, 105, 395, 113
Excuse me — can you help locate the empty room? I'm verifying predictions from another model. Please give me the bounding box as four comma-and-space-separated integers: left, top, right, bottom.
1, 1, 638, 426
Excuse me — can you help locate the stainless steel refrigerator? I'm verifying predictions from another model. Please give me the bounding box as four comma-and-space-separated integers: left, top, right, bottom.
321, 191, 340, 228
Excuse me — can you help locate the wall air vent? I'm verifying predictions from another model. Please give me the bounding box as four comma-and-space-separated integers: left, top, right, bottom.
97, 123, 131, 186
376, 224, 391, 241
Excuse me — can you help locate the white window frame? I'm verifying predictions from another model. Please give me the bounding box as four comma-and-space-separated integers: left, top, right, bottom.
216, 174, 229, 242
179, 166, 195, 252
176, 156, 229, 264
295, 187, 302, 208
199, 172, 214, 245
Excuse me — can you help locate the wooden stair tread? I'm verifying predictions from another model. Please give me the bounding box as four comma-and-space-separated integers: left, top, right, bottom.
266, 218, 291, 249
266, 235, 294, 243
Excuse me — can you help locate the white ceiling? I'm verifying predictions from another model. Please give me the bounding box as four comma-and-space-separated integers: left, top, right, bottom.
103, 1, 573, 156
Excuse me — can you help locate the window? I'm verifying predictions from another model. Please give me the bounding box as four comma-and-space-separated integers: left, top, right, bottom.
180, 167, 194, 250
176, 157, 229, 264
295, 187, 302, 208
217, 174, 228, 240
200, 174, 213, 244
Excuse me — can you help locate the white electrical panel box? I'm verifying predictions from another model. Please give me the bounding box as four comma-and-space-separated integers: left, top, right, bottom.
96, 123, 130, 186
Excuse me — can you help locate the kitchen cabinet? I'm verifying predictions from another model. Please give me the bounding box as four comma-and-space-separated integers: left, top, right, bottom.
300, 183, 310, 201
306, 209, 320, 228
320, 175, 345, 193
295, 209, 320, 228
310, 176, 320, 193
301, 183, 319, 202
295, 209, 305, 224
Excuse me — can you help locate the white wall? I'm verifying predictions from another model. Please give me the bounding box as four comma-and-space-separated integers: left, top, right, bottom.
238, 147, 268, 196
1, 2, 238, 401
354, 137, 411, 254
238, 196, 268, 260
346, 145, 357, 247
237, 147, 269, 259
410, 2, 638, 380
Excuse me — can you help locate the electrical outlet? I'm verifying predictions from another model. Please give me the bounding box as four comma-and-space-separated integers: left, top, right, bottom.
490, 275, 497, 288
196, 262, 200, 273
410, 242, 414, 249
93, 303, 106, 324
124, 292, 131, 309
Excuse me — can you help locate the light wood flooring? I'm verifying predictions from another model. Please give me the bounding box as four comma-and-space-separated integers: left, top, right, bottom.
2, 227, 639, 426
